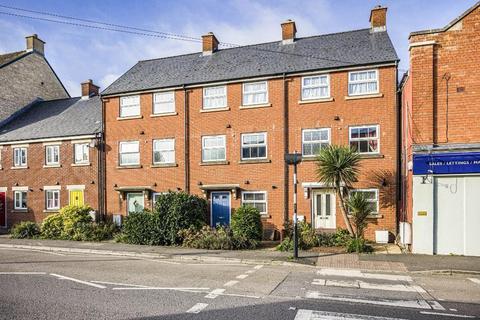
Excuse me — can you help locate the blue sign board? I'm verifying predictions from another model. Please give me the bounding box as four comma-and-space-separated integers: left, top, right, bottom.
413, 152, 480, 175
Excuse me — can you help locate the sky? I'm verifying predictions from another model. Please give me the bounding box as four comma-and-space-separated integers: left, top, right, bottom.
0, 0, 477, 97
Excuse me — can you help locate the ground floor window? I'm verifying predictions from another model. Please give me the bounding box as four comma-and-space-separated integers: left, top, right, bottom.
241, 191, 267, 215
350, 189, 379, 213
14, 191, 27, 210
46, 190, 60, 210
127, 192, 144, 214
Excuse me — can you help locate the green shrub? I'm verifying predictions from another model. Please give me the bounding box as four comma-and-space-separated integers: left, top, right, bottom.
10, 221, 40, 239
179, 226, 259, 250
71, 222, 117, 241
317, 229, 352, 247
276, 237, 294, 252
119, 192, 208, 246
346, 237, 373, 253
41, 212, 65, 239
231, 205, 263, 241
277, 221, 318, 251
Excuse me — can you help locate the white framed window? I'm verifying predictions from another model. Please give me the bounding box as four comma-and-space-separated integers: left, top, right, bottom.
203, 86, 227, 110
119, 141, 140, 166
351, 189, 379, 213
153, 139, 175, 164
348, 70, 379, 96
202, 135, 226, 162
153, 91, 175, 114
13, 147, 27, 167
302, 128, 330, 157
46, 190, 60, 210
14, 191, 27, 210
45, 145, 60, 165
241, 132, 267, 160
243, 81, 268, 105
74, 143, 89, 164
349, 125, 380, 154
152, 192, 168, 204
120, 95, 140, 117
302, 75, 330, 100
242, 191, 267, 215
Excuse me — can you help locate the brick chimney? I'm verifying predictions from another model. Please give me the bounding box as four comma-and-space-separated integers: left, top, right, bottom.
25, 34, 45, 55
202, 32, 219, 56
369, 5, 387, 32
81, 79, 99, 99
281, 20, 296, 44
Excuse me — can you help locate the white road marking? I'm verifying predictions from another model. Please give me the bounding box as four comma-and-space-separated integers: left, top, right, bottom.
223, 280, 239, 287
236, 274, 249, 279
450, 309, 458, 312
205, 288, 226, 299
427, 300, 446, 310
294, 309, 407, 320
317, 268, 412, 282
313, 278, 425, 293
0, 272, 46, 275
468, 278, 480, 285
91, 280, 151, 288
305, 291, 431, 309
419, 311, 475, 318
312, 279, 326, 286
253, 265, 264, 269
219, 292, 260, 299
245, 270, 255, 274
326, 279, 359, 288
50, 273, 106, 289
186, 303, 209, 314
112, 287, 208, 291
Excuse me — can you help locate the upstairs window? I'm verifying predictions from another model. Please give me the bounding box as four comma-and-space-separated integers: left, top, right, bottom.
202, 135, 226, 162
242, 191, 267, 215
302, 75, 330, 100
120, 95, 140, 117
348, 70, 378, 96
119, 141, 140, 166
45, 145, 60, 165
153, 139, 175, 164
349, 125, 379, 154
351, 189, 379, 213
302, 128, 330, 157
74, 143, 89, 164
203, 86, 227, 110
14, 191, 27, 210
243, 81, 268, 106
153, 92, 175, 114
13, 147, 27, 167
241, 132, 267, 160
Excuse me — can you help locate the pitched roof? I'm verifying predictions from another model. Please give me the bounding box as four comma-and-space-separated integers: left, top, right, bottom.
102, 28, 398, 96
0, 96, 102, 142
0, 50, 28, 68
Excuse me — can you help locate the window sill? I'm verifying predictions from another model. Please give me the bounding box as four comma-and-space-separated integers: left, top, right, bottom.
71, 163, 91, 167
116, 165, 143, 169
358, 153, 384, 159
150, 112, 178, 118
239, 103, 271, 109
260, 214, 271, 219
345, 93, 383, 100
151, 163, 178, 168
200, 160, 229, 166
116, 115, 143, 121
12, 209, 28, 213
11, 166, 28, 170
298, 97, 334, 104
43, 210, 59, 213
43, 164, 61, 168
239, 159, 271, 164
200, 107, 230, 113
301, 156, 317, 161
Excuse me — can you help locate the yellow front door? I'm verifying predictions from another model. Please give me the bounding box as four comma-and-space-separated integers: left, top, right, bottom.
69, 190, 84, 206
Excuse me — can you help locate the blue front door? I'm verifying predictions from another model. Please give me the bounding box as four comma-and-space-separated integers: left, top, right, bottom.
211, 192, 230, 227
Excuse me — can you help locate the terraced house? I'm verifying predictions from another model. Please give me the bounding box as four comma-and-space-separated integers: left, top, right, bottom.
102, 6, 399, 240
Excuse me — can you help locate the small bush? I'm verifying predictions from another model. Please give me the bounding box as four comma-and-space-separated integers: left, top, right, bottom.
277, 221, 318, 251
180, 226, 259, 250
231, 205, 263, 241
10, 221, 40, 239
346, 237, 373, 253
120, 211, 154, 245
317, 229, 352, 247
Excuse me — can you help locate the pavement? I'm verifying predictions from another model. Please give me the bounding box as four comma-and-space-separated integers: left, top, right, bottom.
0, 245, 479, 319
1, 236, 480, 274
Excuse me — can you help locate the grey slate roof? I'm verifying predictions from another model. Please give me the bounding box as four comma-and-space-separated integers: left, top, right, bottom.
0, 50, 27, 68
102, 28, 398, 96
0, 96, 102, 142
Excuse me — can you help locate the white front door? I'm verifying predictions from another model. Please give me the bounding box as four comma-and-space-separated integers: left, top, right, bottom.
313, 190, 336, 229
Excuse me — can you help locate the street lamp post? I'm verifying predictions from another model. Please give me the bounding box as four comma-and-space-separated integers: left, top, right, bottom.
285, 151, 302, 259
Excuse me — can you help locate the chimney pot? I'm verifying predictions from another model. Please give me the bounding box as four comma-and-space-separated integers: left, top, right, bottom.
81, 79, 100, 99
281, 19, 296, 44
25, 34, 45, 55
369, 5, 387, 32
202, 32, 219, 56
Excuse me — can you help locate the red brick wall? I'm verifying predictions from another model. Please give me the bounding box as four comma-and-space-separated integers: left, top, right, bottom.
0, 139, 99, 227
104, 65, 398, 240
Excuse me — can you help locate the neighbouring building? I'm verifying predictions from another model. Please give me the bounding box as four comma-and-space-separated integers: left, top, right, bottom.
401, 2, 480, 255
102, 6, 399, 240
0, 80, 102, 228
0, 34, 69, 126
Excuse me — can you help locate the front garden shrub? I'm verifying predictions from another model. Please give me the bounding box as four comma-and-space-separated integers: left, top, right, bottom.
346, 237, 373, 253
120, 211, 154, 245
277, 221, 318, 251
179, 226, 259, 250
10, 221, 40, 239
317, 229, 352, 247
231, 205, 263, 241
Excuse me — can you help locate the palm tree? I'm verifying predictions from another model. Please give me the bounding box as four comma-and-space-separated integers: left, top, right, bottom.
346, 192, 373, 239
316, 145, 360, 237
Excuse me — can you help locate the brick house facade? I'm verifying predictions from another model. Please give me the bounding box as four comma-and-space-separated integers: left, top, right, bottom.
401, 2, 480, 255
103, 6, 399, 240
